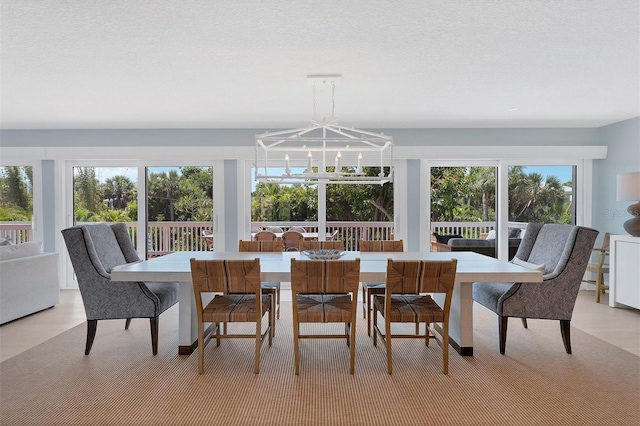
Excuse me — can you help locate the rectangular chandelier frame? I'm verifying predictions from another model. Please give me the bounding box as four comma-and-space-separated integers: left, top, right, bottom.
255, 120, 394, 185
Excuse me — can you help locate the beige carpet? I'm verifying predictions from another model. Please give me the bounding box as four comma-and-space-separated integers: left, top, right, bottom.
1, 302, 638, 426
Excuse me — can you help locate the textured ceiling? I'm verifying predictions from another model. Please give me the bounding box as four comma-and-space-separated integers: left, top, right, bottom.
1, 0, 639, 130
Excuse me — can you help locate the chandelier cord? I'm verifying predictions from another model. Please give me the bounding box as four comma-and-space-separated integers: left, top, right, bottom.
331, 81, 335, 119
313, 81, 317, 120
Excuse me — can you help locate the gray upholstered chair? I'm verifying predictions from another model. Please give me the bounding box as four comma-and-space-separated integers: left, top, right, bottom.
61, 223, 179, 355
472, 223, 598, 355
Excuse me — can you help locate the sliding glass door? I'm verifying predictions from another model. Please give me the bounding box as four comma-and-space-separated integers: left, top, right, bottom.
145, 166, 214, 257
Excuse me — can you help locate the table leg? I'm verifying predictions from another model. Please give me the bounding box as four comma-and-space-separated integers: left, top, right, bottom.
178, 281, 199, 355
432, 281, 474, 356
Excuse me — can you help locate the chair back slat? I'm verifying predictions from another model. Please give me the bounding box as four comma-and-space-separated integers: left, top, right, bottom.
299, 240, 345, 251
359, 239, 404, 253
291, 259, 360, 294
385, 259, 457, 294
239, 240, 283, 252
190, 258, 261, 294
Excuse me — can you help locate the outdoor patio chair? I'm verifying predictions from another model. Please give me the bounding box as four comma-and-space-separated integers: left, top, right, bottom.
189, 258, 273, 374
201, 229, 214, 251
290, 258, 360, 374
282, 230, 304, 251
473, 223, 598, 354
254, 230, 277, 241
373, 259, 458, 374
61, 223, 179, 356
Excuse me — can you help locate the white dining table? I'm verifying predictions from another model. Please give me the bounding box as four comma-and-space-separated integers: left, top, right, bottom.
111, 251, 542, 356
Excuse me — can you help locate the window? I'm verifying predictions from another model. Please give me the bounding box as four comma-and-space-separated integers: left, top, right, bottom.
0, 166, 34, 243
146, 166, 213, 257
507, 165, 575, 225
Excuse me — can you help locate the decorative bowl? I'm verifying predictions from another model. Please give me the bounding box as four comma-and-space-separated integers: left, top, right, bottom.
302, 249, 346, 260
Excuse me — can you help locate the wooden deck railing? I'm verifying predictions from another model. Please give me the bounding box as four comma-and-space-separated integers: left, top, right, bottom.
0, 222, 32, 244
0, 220, 527, 255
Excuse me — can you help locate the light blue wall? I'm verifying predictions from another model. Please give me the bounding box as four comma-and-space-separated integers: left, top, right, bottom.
223, 160, 238, 249
42, 160, 56, 252
0, 127, 602, 147
593, 117, 640, 239
406, 159, 421, 252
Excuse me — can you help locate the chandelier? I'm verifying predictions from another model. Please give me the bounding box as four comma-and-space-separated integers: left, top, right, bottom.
254, 74, 394, 185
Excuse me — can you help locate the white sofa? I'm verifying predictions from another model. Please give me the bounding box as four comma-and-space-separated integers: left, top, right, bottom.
0, 241, 60, 324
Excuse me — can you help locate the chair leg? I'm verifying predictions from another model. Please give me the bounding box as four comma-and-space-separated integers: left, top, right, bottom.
362, 284, 367, 319
150, 317, 159, 356
293, 316, 300, 375
124, 318, 132, 330
499, 316, 508, 355
595, 272, 602, 303
254, 319, 261, 374
425, 322, 430, 346
276, 284, 281, 320
270, 292, 277, 337
85, 320, 97, 355
367, 289, 373, 336
373, 302, 378, 347
385, 315, 393, 374
442, 320, 449, 375
560, 320, 572, 354
521, 318, 528, 329
198, 320, 205, 374
349, 321, 356, 375
269, 299, 274, 346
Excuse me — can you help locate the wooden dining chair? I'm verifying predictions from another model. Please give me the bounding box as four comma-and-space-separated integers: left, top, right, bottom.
373, 259, 458, 374
189, 258, 273, 374
582, 232, 610, 303
290, 258, 361, 374
359, 239, 404, 336
299, 240, 345, 251
238, 239, 284, 333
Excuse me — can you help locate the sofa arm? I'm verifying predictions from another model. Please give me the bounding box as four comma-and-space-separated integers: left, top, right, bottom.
0, 253, 60, 324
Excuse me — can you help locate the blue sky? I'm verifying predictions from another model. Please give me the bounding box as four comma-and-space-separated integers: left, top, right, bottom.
85, 165, 574, 187
522, 166, 573, 185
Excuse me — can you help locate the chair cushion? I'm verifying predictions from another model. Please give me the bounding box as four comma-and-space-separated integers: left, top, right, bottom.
261, 281, 280, 289
202, 294, 271, 323
526, 224, 575, 274
433, 233, 463, 244
295, 294, 354, 323
82, 224, 127, 273
0, 241, 42, 261
145, 282, 179, 314
363, 281, 385, 289
373, 294, 444, 323
472, 282, 516, 313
